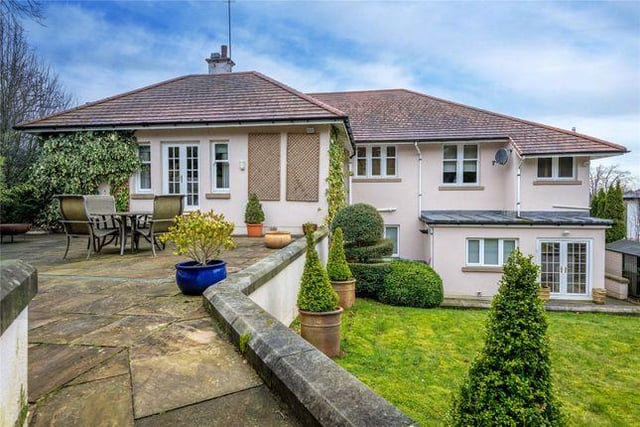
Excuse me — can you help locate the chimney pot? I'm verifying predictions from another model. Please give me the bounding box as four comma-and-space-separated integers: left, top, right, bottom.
205, 45, 235, 74
221, 45, 228, 58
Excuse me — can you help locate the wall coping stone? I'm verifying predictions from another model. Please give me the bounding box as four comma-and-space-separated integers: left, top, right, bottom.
605, 272, 629, 284
1, 260, 37, 335
203, 228, 415, 426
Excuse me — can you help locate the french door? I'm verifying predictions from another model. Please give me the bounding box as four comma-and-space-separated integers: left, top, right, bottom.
162, 143, 199, 209
539, 240, 590, 298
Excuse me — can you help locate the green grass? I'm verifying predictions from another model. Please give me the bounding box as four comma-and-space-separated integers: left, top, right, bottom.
337, 299, 640, 426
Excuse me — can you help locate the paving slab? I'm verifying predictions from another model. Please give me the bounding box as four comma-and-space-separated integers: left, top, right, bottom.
29, 314, 121, 345
28, 309, 66, 330
131, 345, 262, 418
28, 344, 121, 402
119, 295, 202, 318
69, 350, 130, 385
30, 375, 134, 427
135, 385, 302, 427
72, 315, 174, 347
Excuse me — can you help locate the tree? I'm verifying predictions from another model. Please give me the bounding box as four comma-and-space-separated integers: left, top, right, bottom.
1, 13, 73, 188
450, 249, 563, 426
590, 164, 636, 197
604, 181, 626, 243
590, 187, 606, 217
1, 1, 43, 23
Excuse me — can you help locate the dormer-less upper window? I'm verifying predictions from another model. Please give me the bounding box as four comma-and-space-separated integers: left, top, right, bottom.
442, 144, 478, 184
537, 157, 575, 179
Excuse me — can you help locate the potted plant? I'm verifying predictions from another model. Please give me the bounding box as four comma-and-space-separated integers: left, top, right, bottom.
326, 227, 356, 309
245, 193, 265, 237
297, 231, 342, 357
160, 210, 235, 295
302, 221, 318, 235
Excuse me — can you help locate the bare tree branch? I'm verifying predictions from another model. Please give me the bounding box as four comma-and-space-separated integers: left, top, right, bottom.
589, 164, 636, 196
0, 0, 43, 24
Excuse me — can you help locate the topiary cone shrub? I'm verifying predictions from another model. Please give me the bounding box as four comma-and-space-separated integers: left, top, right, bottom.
327, 227, 352, 281
244, 193, 265, 224
380, 260, 443, 308
450, 249, 563, 426
297, 232, 340, 312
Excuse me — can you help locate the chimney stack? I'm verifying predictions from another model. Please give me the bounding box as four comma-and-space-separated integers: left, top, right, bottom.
206, 45, 235, 74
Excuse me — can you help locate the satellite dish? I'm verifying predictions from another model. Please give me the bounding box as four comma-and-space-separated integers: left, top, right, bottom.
493, 148, 509, 165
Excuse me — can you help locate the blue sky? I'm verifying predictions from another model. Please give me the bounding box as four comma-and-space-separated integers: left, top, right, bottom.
23, 0, 640, 177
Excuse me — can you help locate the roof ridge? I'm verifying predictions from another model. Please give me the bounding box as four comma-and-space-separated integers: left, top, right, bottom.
398, 88, 628, 153
17, 74, 195, 128
250, 72, 347, 117
309, 88, 406, 96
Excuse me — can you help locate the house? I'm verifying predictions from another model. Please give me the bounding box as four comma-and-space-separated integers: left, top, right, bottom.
605, 239, 640, 300
17, 46, 628, 301
624, 190, 640, 241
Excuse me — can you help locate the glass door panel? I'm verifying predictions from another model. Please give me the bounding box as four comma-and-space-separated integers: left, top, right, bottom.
540, 241, 561, 293
163, 144, 199, 209
566, 242, 587, 294
539, 240, 590, 297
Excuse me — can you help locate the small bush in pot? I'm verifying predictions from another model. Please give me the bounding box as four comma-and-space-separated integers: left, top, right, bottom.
326, 227, 356, 309
160, 210, 235, 295
380, 259, 443, 308
244, 193, 265, 237
297, 231, 342, 357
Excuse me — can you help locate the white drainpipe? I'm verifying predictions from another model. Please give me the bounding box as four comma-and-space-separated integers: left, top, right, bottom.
414, 142, 423, 217
516, 156, 525, 217
348, 159, 353, 205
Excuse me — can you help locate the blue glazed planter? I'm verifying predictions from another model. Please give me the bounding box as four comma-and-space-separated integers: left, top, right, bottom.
175, 260, 227, 295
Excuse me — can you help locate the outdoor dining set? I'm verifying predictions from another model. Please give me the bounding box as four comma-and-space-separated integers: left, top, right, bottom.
56, 194, 184, 259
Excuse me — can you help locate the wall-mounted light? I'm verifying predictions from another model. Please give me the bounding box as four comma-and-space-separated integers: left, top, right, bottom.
562, 230, 570, 236
239, 160, 246, 171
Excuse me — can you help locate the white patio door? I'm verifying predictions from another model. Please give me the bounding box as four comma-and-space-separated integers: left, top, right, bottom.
162, 143, 199, 209
539, 240, 590, 298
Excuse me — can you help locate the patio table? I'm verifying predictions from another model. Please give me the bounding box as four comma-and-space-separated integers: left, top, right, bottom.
116, 211, 152, 255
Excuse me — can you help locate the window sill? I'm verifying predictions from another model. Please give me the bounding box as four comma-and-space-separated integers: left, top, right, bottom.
352, 178, 401, 183
206, 193, 231, 200
533, 180, 582, 186
438, 185, 484, 191
461, 266, 504, 273
131, 193, 154, 200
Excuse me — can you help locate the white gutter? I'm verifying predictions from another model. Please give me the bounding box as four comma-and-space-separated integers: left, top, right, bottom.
414, 142, 423, 217
552, 205, 591, 211
516, 156, 525, 218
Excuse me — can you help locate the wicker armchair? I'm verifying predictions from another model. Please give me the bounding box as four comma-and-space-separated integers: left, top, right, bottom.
56, 195, 121, 259
134, 195, 184, 256
85, 195, 120, 247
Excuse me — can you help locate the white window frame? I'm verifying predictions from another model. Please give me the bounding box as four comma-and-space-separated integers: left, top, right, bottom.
536, 156, 575, 180
136, 143, 152, 192
210, 141, 230, 193
466, 238, 518, 266
536, 238, 592, 298
384, 225, 400, 257
354, 144, 398, 178
442, 143, 479, 185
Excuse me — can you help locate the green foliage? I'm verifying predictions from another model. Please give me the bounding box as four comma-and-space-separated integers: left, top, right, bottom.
325, 126, 347, 226
326, 227, 352, 281
604, 181, 626, 242
297, 232, 339, 312
0, 182, 40, 223
590, 188, 606, 217
450, 249, 563, 426
28, 131, 140, 229
239, 333, 251, 354
379, 260, 443, 308
160, 210, 235, 265
349, 261, 391, 298
344, 239, 394, 263
331, 203, 384, 247
244, 193, 265, 224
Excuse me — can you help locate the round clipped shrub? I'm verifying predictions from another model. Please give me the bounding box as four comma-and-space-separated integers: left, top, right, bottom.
331, 203, 384, 246
380, 260, 443, 308
327, 228, 352, 281
297, 232, 340, 312
344, 239, 394, 263
349, 261, 391, 298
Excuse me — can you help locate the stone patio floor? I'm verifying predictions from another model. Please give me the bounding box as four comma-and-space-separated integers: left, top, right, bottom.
1, 233, 301, 426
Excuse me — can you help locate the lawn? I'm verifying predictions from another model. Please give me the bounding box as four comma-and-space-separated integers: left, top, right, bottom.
337, 299, 639, 426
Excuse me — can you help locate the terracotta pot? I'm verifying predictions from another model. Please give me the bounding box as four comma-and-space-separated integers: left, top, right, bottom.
331, 278, 356, 309
302, 223, 318, 235
592, 288, 607, 305
264, 231, 292, 249
246, 223, 263, 237
538, 286, 550, 302
299, 307, 343, 358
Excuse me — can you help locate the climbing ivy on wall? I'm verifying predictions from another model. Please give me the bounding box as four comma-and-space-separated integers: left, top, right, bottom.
325, 126, 348, 226
29, 131, 141, 229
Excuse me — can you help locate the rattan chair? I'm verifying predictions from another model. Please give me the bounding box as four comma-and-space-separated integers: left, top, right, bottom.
85, 195, 120, 248
134, 195, 184, 256
56, 195, 120, 259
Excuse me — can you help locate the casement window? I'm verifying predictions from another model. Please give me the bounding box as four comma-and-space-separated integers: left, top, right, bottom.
537, 156, 575, 179
384, 225, 400, 257
211, 142, 230, 192
466, 238, 517, 266
442, 144, 478, 184
355, 145, 397, 178
137, 144, 151, 191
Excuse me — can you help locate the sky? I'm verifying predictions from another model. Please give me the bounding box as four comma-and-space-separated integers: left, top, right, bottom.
21, 0, 640, 180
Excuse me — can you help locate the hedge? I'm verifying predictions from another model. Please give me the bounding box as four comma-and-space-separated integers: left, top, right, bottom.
344, 239, 394, 263
348, 261, 391, 298
380, 259, 443, 308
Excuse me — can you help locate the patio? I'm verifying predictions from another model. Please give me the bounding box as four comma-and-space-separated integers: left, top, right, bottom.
1, 233, 301, 426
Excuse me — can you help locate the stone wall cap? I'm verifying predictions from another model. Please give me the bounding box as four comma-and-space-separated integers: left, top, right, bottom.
1, 259, 38, 335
